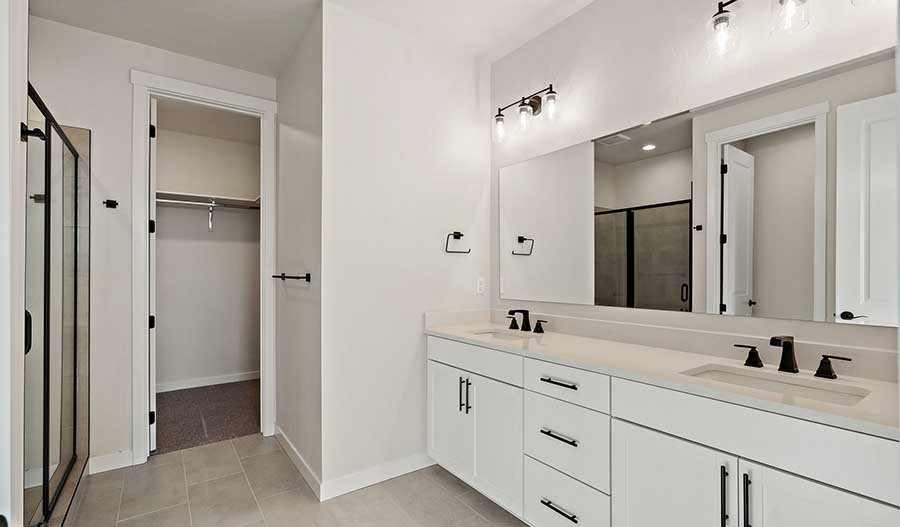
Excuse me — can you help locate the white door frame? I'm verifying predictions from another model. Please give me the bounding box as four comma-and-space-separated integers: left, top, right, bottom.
705, 102, 828, 321
129, 69, 277, 465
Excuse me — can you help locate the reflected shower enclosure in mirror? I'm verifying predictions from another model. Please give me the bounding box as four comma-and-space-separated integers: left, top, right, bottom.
498, 51, 897, 327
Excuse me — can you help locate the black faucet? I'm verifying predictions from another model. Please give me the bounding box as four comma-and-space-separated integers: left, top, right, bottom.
770, 336, 798, 373
508, 309, 531, 332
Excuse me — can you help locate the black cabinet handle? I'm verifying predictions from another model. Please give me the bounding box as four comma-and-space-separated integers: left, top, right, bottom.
458, 377, 464, 412
272, 272, 311, 282
465, 378, 472, 414
743, 473, 751, 527
540, 376, 578, 391
540, 428, 578, 447
540, 499, 578, 524
720, 465, 729, 527
24, 309, 32, 356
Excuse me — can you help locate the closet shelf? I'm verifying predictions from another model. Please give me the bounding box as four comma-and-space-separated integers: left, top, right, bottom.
156, 191, 260, 210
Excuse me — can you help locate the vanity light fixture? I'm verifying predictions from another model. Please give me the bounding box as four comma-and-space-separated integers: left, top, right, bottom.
642, 144, 657, 151
709, 0, 740, 56
771, 0, 810, 34
493, 84, 558, 141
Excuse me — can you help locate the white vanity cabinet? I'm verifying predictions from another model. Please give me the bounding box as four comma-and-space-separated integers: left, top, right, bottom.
739, 460, 900, 527
426, 339, 524, 517
612, 420, 739, 527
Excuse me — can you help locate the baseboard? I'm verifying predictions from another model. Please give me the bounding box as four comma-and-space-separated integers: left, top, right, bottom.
88, 450, 133, 475
319, 453, 435, 501
156, 370, 260, 393
274, 426, 323, 501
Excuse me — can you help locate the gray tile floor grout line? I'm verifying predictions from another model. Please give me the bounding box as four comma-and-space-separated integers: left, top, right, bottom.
232, 439, 270, 527
113, 471, 126, 525
181, 451, 194, 527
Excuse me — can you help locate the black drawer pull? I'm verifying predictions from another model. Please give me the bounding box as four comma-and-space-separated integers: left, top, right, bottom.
540, 376, 578, 391
459, 377, 465, 412
720, 465, 729, 527
540, 499, 578, 524
743, 473, 752, 527
465, 378, 472, 414
540, 428, 578, 447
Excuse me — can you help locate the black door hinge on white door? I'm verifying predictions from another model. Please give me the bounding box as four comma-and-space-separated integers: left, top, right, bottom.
149, 411, 156, 425
720, 162, 728, 175
720, 233, 727, 244
149, 124, 157, 138
149, 219, 156, 233
20, 122, 46, 142
149, 315, 156, 329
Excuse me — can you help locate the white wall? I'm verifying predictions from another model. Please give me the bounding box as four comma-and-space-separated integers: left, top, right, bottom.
275, 5, 324, 483
155, 127, 262, 389
594, 148, 693, 210
500, 142, 594, 305
321, 1, 490, 483
1, 0, 29, 522
491, 0, 897, 362
156, 130, 260, 199
27, 16, 276, 466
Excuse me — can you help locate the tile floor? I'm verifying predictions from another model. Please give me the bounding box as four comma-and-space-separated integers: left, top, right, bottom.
156, 380, 260, 453
65, 434, 527, 527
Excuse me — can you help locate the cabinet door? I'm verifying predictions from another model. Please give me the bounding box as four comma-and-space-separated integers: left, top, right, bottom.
471, 372, 524, 517
612, 420, 738, 527
739, 460, 900, 527
427, 361, 474, 479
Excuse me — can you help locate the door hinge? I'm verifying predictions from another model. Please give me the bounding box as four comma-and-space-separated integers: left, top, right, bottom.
720, 233, 727, 244
149, 124, 157, 138
149, 411, 156, 425
20, 122, 46, 142
149, 315, 156, 329
149, 219, 156, 233
720, 161, 728, 175
720, 303, 727, 313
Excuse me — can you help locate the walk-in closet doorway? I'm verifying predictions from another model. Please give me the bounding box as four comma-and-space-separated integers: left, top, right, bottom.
130, 71, 278, 465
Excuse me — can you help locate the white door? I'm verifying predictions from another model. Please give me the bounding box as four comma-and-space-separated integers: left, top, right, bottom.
836, 93, 898, 327
148, 97, 158, 452
427, 361, 474, 480
721, 145, 756, 316
739, 460, 900, 526
612, 420, 739, 527
471, 373, 524, 517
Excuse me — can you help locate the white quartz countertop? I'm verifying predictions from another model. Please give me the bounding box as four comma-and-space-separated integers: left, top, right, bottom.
426, 323, 899, 441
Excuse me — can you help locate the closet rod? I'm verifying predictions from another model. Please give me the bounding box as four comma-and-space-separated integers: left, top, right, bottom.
156, 198, 259, 210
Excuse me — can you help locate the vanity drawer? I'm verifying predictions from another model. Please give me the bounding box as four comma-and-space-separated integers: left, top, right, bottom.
524, 391, 609, 493
524, 455, 610, 527
427, 336, 523, 386
525, 358, 610, 413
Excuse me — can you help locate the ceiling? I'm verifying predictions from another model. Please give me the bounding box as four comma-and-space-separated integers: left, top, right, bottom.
156, 98, 260, 145
594, 113, 694, 166
29, 0, 595, 76
29, 0, 320, 76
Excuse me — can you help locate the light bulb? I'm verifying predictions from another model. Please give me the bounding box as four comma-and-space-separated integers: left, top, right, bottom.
772, 0, 809, 34
708, 10, 738, 56
518, 101, 533, 131
494, 112, 505, 142
642, 144, 657, 151
545, 88, 558, 121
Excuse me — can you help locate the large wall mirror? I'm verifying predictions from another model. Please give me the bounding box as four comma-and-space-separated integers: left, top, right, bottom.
499, 52, 897, 327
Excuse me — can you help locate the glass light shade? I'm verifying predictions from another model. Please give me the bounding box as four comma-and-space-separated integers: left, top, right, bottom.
545, 91, 558, 120
518, 102, 533, 130
494, 113, 505, 142
708, 10, 739, 57
771, 0, 810, 34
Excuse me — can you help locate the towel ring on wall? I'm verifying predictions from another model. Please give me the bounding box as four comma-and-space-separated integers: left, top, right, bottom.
445, 231, 471, 254
512, 235, 534, 256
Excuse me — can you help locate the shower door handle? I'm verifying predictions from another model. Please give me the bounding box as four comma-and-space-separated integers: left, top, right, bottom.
24, 309, 32, 355
680, 283, 689, 303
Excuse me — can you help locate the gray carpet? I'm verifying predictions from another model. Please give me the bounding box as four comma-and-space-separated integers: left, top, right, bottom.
154, 380, 260, 454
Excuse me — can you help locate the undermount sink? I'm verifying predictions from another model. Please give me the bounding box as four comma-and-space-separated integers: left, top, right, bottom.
681, 364, 871, 407
471, 329, 538, 341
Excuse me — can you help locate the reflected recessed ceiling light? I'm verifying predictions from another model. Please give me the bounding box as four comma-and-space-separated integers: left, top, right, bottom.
642, 144, 657, 151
